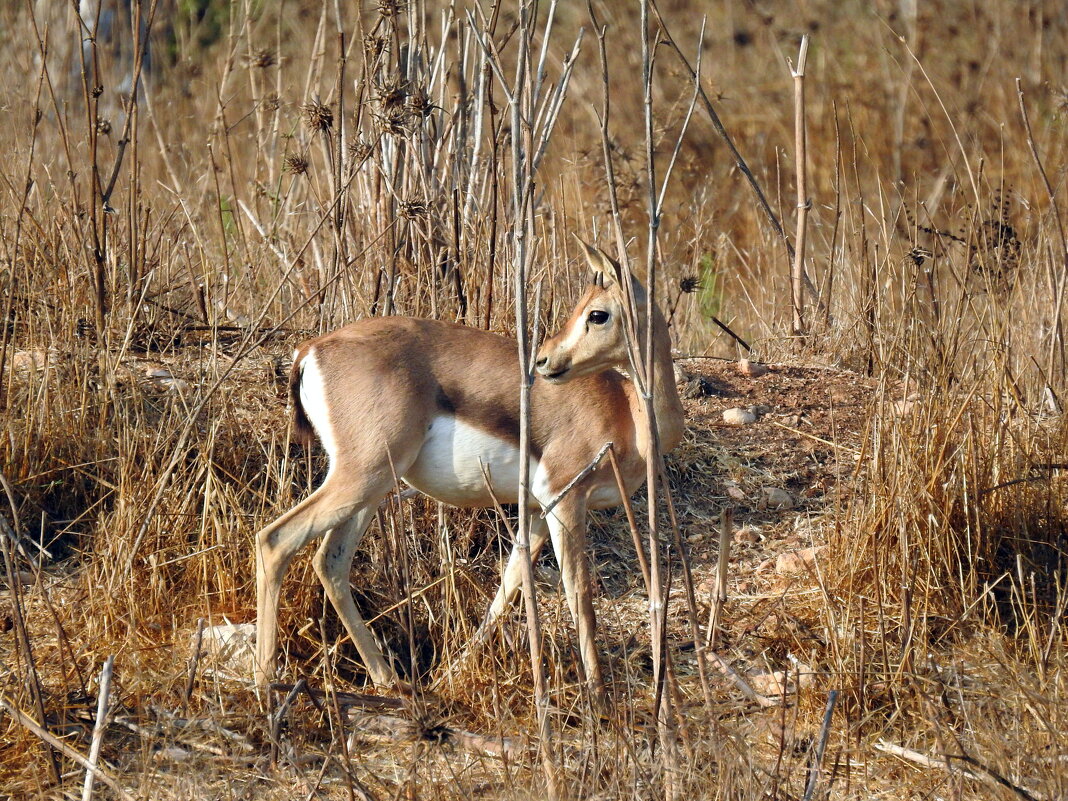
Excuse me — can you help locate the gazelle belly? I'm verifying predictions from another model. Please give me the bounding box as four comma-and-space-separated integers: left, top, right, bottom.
404, 415, 539, 508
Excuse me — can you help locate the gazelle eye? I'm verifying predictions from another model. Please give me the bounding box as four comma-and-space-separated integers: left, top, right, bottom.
587, 310, 610, 325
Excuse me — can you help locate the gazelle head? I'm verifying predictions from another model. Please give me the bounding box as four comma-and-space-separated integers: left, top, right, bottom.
535, 240, 647, 383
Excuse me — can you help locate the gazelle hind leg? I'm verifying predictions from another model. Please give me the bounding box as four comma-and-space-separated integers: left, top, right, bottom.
312, 509, 399, 687
255, 486, 362, 687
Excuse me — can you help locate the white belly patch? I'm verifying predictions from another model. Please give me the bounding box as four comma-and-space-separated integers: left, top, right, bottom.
404, 415, 542, 508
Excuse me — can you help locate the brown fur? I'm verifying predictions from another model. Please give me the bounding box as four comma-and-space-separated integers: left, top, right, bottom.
294, 316, 643, 491
255, 242, 685, 703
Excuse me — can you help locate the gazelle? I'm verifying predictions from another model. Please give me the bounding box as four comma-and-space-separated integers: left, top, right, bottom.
254, 241, 685, 698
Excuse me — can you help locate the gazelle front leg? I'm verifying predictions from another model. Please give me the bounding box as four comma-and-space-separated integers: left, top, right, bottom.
546, 496, 605, 703
434, 515, 550, 688
474, 515, 551, 643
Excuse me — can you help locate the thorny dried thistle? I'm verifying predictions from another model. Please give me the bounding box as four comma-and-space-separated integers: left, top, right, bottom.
399, 200, 429, 220
248, 49, 275, 69
363, 34, 387, 62
969, 190, 1021, 282
302, 101, 334, 134
375, 77, 409, 111
908, 246, 934, 269
349, 140, 374, 162
377, 0, 406, 17
406, 87, 435, 119
668, 275, 703, 325
905, 192, 1021, 287
284, 154, 309, 175
375, 108, 414, 136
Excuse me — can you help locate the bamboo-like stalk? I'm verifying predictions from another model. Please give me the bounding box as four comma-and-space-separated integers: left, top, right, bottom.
73, 0, 107, 339
706, 508, 732, 650
790, 35, 811, 336
636, 4, 675, 793
505, 2, 558, 792
80, 654, 115, 801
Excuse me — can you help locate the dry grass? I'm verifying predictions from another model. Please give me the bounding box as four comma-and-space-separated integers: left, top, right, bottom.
1, 0, 1066, 798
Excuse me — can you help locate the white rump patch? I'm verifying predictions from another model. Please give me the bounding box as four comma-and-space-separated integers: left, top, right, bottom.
298, 348, 338, 467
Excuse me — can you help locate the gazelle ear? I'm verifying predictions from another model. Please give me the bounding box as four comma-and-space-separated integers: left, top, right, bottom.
574, 236, 624, 287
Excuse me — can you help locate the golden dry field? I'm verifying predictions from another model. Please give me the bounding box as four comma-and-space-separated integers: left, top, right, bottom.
1, 1, 1067, 798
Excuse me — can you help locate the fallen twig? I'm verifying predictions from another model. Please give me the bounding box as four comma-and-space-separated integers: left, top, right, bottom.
270, 678, 307, 765
875, 739, 1044, 801
769, 420, 861, 456
182, 618, 205, 713
271, 683, 402, 712
703, 651, 779, 708
710, 316, 753, 353
802, 689, 837, 801
705, 507, 732, 650
110, 713, 260, 763
148, 705, 255, 752
346, 711, 520, 759
979, 463, 1068, 497
0, 695, 134, 801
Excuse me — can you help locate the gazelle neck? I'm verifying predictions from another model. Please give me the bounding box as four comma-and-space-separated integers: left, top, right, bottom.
630, 306, 685, 459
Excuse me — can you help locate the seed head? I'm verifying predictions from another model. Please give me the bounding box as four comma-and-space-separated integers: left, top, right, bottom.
284, 154, 309, 175
407, 87, 434, 118
378, 0, 406, 17
349, 140, 374, 161
908, 246, 933, 268
679, 276, 701, 294
375, 77, 408, 110
302, 101, 334, 134
376, 108, 413, 136
249, 49, 274, 69
364, 34, 387, 61
400, 200, 429, 219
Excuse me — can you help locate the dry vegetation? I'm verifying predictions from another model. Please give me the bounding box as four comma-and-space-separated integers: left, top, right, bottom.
1, 0, 1067, 798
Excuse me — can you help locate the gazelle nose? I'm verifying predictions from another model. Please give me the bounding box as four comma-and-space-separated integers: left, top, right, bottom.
535, 355, 548, 369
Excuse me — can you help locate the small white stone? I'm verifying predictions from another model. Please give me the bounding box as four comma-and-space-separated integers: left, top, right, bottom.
738, 358, 770, 378
775, 545, 825, 574
161, 378, 192, 394
725, 481, 747, 501
762, 487, 795, 509
733, 526, 761, 545
722, 407, 757, 425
